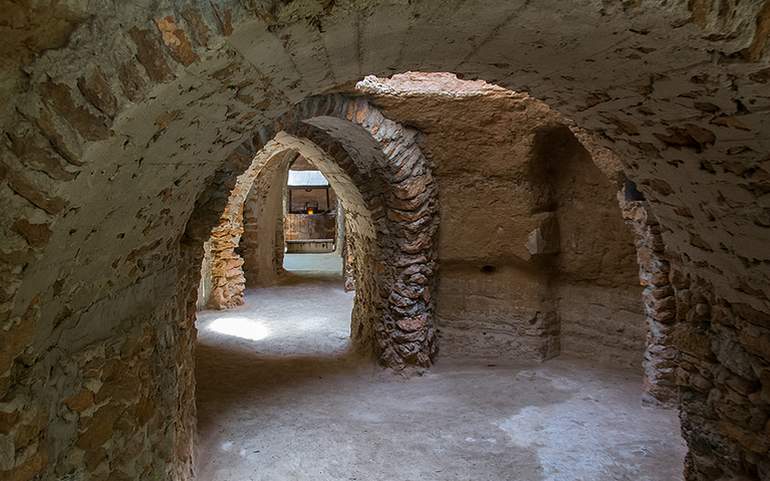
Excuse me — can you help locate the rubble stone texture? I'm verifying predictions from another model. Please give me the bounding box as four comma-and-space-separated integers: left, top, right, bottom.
204, 149, 293, 309
620, 188, 680, 407
0, 1, 768, 481
200, 96, 440, 371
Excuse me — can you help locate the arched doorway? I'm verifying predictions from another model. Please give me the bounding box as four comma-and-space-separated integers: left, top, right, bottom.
186, 98, 441, 369
3, 4, 768, 480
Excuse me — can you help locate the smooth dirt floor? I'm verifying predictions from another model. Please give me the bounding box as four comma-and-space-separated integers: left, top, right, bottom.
195, 254, 686, 481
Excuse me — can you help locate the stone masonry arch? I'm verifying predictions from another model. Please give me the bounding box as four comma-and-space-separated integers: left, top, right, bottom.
203, 146, 293, 310
193, 96, 439, 370
239, 150, 290, 290
1, 2, 769, 480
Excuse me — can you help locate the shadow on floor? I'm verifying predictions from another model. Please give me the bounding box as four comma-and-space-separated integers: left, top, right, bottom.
195, 341, 370, 433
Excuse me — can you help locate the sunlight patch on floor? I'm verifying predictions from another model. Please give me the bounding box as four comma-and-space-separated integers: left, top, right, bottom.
207, 316, 272, 341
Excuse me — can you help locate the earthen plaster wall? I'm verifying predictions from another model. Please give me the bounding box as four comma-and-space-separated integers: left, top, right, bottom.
546, 125, 647, 368
360, 74, 645, 366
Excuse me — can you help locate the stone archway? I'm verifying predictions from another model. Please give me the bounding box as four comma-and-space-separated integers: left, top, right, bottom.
240, 151, 290, 289
1, 3, 769, 480
201, 148, 293, 310
190, 95, 440, 369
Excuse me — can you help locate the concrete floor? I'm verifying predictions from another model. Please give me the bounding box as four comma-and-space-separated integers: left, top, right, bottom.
195, 254, 686, 481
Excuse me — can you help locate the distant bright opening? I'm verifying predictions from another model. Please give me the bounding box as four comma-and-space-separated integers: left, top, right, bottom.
284, 157, 341, 261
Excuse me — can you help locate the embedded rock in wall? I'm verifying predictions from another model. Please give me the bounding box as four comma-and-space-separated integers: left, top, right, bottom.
526, 213, 560, 257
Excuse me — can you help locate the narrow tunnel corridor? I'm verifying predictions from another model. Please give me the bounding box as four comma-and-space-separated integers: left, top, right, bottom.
4, 4, 769, 477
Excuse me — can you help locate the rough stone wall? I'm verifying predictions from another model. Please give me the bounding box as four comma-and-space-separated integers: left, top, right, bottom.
0, 2, 768, 480
207, 217, 245, 309
205, 146, 293, 308
359, 74, 562, 360
206, 153, 290, 309
673, 274, 770, 481
343, 223, 356, 292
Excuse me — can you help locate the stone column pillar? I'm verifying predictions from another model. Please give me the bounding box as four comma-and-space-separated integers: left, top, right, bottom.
208, 220, 246, 309
620, 190, 678, 406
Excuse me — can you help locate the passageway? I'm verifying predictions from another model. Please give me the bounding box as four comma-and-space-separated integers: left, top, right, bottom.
197, 253, 350, 357
195, 256, 686, 481
6, 3, 770, 473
